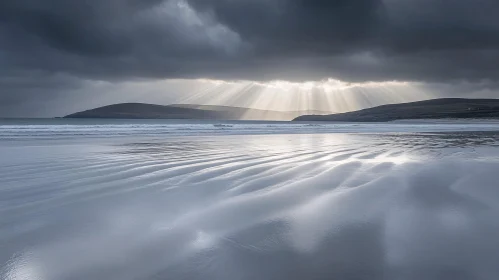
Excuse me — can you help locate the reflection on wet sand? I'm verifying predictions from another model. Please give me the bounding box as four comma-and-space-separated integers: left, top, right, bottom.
2, 132, 499, 279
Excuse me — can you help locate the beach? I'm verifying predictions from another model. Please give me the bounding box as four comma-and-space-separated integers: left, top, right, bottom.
2, 120, 499, 279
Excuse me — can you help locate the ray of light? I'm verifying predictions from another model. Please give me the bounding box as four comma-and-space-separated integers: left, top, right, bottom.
171, 78, 434, 115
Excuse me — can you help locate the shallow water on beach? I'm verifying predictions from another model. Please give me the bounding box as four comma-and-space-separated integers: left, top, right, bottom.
2, 120, 499, 279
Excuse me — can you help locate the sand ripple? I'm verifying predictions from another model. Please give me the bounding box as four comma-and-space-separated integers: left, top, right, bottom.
2, 132, 499, 279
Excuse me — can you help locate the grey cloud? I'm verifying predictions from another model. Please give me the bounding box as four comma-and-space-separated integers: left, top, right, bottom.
0, 0, 242, 80
2, 0, 499, 82
2, 0, 499, 116
185, 0, 499, 82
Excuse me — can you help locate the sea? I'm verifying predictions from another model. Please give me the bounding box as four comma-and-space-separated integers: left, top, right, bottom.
2, 119, 499, 280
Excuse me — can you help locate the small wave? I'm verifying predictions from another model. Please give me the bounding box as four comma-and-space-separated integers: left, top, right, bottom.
213, 124, 234, 128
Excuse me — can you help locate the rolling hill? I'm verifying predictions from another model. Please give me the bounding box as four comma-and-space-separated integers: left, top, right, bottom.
64, 103, 331, 121
293, 98, 499, 122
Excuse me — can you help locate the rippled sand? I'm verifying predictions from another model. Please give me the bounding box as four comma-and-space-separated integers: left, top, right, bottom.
2, 122, 499, 279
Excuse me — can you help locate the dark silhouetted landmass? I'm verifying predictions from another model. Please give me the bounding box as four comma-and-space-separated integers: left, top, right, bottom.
293, 98, 499, 122
64, 103, 331, 121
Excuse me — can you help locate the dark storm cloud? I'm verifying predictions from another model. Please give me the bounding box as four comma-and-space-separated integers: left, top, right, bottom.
0, 0, 242, 82
188, 0, 383, 54
1, 0, 499, 82
186, 0, 499, 82
2, 0, 499, 116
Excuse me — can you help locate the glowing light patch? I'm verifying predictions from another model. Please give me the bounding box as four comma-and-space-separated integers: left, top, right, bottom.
3, 252, 44, 280
180, 77, 431, 114
191, 231, 217, 250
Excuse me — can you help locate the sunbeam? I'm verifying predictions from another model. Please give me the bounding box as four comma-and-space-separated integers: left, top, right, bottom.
176, 78, 433, 113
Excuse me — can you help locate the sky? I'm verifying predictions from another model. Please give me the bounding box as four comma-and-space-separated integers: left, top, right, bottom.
1, 0, 499, 117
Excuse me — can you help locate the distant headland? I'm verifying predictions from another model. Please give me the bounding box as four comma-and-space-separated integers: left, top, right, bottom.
293, 98, 499, 122
63, 103, 331, 121
64, 99, 499, 122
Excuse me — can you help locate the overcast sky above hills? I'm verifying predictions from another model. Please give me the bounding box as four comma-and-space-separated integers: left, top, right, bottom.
2, 0, 499, 117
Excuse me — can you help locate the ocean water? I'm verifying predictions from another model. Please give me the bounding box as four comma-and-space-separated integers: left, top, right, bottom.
2, 119, 499, 279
